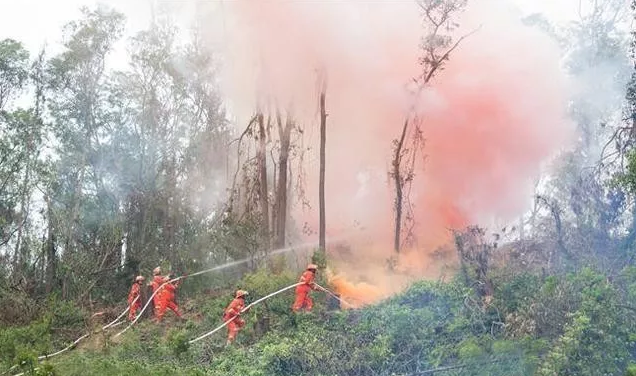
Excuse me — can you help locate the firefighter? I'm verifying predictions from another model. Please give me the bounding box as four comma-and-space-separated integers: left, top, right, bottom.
127, 275, 145, 321
149, 267, 165, 318
223, 290, 250, 346
156, 275, 183, 321
292, 263, 322, 312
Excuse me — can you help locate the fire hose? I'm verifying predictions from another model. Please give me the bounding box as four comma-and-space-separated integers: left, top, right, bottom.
314, 283, 354, 308
113, 276, 183, 338
6, 297, 137, 376
9, 282, 351, 376
188, 283, 354, 345
188, 282, 303, 344
113, 242, 325, 338
6, 239, 355, 376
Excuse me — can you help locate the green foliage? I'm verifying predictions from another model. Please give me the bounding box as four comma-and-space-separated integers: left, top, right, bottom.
0, 38, 30, 108
311, 248, 326, 270
494, 272, 542, 314
1, 267, 635, 375
614, 150, 636, 196
166, 329, 190, 358
537, 268, 632, 376
0, 319, 51, 368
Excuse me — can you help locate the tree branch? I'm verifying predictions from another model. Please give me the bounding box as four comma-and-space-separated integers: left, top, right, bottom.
423, 26, 481, 84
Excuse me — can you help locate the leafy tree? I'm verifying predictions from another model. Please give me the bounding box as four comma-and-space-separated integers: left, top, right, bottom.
0, 39, 29, 110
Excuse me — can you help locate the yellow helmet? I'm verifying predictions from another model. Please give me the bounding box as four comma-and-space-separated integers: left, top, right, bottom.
307, 264, 318, 270
135, 275, 145, 282
235, 290, 248, 298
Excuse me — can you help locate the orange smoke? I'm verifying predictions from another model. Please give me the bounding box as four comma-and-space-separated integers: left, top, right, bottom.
326, 270, 387, 309
205, 0, 574, 306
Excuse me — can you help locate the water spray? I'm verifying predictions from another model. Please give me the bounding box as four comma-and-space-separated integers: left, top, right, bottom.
7, 237, 348, 374
114, 239, 338, 338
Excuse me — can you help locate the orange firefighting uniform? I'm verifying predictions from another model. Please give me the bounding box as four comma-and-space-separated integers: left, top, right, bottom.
150, 275, 165, 317
127, 282, 142, 321
156, 278, 182, 321
223, 297, 247, 343
292, 269, 318, 312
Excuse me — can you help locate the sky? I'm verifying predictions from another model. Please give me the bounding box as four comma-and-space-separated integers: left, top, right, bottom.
0, 0, 587, 57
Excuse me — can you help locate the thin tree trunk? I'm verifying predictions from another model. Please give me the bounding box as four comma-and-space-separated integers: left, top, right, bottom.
392, 118, 409, 254
13, 158, 31, 271
319, 89, 327, 252
45, 195, 57, 294
166, 152, 177, 263
13, 115, 37, 273
257, 112, 270, 247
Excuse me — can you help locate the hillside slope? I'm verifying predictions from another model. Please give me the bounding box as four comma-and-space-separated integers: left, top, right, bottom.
2, 267, 636, 376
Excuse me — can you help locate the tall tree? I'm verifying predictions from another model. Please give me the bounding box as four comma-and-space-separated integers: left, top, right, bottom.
273, 111, 294, 249
626, 0, 636, 137
256, 112, 270, 247
319, 75, 327, 253
109, 19, 229, 273
0, 39, 29, 110
0, 40, 49, 287
390, 0, 469, 255
47, 5, 125, 298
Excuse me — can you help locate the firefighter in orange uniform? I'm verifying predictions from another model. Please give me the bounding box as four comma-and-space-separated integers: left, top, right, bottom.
223, 290, 250, 345
156, 275, 183, 321
292, 263, 321, 312
127, 275, 145, 321
149, 267, 165, 318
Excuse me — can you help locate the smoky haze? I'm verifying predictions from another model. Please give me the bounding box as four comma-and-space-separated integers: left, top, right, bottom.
193, 0, 576, 305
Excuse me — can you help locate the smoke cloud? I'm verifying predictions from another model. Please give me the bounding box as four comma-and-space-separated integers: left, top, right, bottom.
205, 0, 575, 306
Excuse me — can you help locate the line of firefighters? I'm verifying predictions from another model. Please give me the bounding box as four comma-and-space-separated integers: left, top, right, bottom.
126, 263, 323, 345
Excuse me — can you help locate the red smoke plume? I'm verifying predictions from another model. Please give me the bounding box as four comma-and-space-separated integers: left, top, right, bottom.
212, 0, 574, 306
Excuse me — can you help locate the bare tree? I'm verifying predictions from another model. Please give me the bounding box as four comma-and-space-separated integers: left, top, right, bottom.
391, 0, 472, 254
